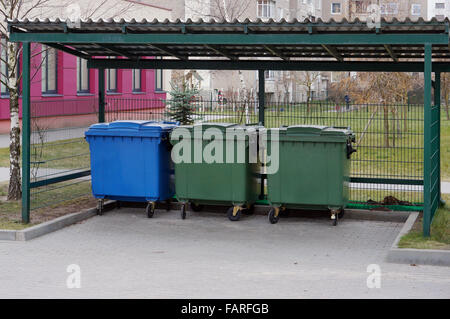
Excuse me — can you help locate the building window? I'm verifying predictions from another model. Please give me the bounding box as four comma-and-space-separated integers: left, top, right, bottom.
155, 58, 163, 91
436, 14, 445, 20
106, 57, 118, 93
257, 0, 275, 18
1, 38, 8, 96
331, 3, 341, 14
380, 3, 399, 15
411, 4, 421, 16
133, 69, 142, 92
355, 1, 367, 14
264, 70, 275, 80
41, 45, 58, 94
77, 57, 90, 93
436, 3, 445, 9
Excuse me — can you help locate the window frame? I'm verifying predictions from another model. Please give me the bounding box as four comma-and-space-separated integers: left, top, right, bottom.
106, 69, 118, 93
41, 45, 58, 95
132, 69, 142, 93
77, 57, 90, 94
1, 38, 9, 97
257, 0, 275, 18
155, 57, 163, 92
331, 2, 342, 15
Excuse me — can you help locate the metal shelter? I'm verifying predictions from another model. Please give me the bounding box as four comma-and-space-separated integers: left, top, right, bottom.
8, 17, 447, 236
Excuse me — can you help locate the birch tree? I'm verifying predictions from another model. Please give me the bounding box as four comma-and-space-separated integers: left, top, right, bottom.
0, 0, 135, 201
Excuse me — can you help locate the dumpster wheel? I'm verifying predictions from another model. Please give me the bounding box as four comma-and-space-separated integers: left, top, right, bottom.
268, 207, 280, 224
180, 203, 187, 220
97, 199, 104, 216
227, 206, 242, 222
330, 209, 340, 226
146, 201, 156, 218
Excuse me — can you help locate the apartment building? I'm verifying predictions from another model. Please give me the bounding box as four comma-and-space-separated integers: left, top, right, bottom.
143, 0, 328, 103
321, 0, 428, 21
428, 0, 450, 20
0, 0, 172, 133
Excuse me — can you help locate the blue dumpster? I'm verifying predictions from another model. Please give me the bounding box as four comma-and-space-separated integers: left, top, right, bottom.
85, 120, 178, 217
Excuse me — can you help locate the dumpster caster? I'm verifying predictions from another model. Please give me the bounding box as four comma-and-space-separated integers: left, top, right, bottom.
116, 201, 121, 210
227, 206, 242, 222
165, 199, 171, 211
190, 202, 204, 212
146, 201, 156, 218
331, 210, 339, 226
180, 203, 187, 220
268, 207, 280, 224
97, 199, 104, 216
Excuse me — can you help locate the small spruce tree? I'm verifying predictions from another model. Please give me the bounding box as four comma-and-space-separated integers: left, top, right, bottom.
165, 80, 199, 125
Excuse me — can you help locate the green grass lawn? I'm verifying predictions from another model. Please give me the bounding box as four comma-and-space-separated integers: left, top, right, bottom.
398, 194, 450, 250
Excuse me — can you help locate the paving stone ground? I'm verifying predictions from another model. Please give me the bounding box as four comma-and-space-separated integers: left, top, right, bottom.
0, 208, 449, 298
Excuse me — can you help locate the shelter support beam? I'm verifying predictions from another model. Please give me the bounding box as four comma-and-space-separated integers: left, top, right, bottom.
423, 44, 433, 237
258, 70, 265, 125
384, 45, 398, 62
88, 59, 450, 73
258, 69, 265, 200
98, 68, 105, 123
21, 42, 31, 223
435, 72, 445, 207
321, 45, 343, 62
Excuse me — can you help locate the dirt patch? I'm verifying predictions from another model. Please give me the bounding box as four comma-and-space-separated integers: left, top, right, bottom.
32, 197, 98, 224
0, 196, 98, 228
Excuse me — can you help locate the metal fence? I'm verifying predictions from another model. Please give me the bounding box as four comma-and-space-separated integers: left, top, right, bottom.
29, 97, 428, 211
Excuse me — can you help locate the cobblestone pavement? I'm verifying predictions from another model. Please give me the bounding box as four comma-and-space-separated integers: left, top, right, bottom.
0, 208, 449, 298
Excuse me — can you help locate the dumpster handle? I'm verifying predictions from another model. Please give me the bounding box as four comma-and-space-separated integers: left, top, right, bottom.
346, 141, 357, 159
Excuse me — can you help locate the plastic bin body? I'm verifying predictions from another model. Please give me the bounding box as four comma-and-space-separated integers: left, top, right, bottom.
85, 120, 178, 202
267, 125, 355, 210
171, 123, 260, 207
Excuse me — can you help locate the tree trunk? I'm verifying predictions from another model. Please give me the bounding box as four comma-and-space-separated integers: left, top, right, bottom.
7, 40, 21, 201
384, 104, 390, 148
8, 88, 21, 200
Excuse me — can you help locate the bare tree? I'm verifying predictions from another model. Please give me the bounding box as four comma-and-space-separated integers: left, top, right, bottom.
293, 71, 320, 114
185, 0, 252, 20
0, 0, 135, 201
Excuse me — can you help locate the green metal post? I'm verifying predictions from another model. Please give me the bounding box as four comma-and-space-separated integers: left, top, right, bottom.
21, 42, 31, 223
258, 69, 265, 199
435, 73, 445, 207
258, 69, 265, 125
423, 44, 432, 237
98, 68, 105, 123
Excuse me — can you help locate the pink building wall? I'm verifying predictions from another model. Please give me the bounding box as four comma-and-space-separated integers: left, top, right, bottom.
0, 46, 166, 133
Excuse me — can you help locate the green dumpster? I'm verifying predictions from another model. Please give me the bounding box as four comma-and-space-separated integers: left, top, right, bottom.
266, 125, 356, 225
170, 123, 261, 221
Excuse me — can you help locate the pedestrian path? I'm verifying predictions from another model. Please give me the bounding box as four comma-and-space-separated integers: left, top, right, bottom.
0, 126, 89, 148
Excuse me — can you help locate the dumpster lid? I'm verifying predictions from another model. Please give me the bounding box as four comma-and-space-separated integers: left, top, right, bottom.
285, 125, 329, 135
88, 120, 177, 131
321, 127, 354, 136
193, 122, 238, 131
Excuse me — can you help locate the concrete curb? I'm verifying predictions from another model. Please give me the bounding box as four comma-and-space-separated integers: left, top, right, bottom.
386, 212, 450, 267
0, 201, 115, 241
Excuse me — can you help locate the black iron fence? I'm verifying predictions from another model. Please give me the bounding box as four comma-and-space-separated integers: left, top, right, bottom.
29, 97, 428, 210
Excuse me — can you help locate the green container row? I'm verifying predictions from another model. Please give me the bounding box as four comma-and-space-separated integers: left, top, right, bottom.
170, 123, 356, 225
